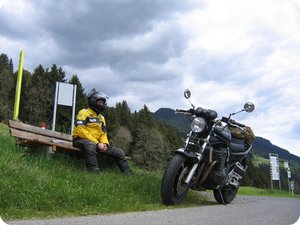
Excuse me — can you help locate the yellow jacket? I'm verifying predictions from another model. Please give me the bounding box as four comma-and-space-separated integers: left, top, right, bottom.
72, 108, 109, 145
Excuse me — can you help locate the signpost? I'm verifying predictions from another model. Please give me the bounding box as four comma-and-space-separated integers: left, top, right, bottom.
269, 153, 281, 190
284, 160, 292, 193
290, 180, 295, 195
52, 82, 77, 134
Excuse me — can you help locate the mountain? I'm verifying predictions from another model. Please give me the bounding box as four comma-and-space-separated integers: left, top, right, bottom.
152, 108, 190, 133
252, 137, 300, 164
153, 108, 300, 165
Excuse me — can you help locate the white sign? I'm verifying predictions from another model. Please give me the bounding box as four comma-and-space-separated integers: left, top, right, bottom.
290, 181, 295, 190
284, 161, 289, 168
57, 83, 74, 106
287, 168, 291, 178
52, 82, 77, 133
269, 155, 280, 181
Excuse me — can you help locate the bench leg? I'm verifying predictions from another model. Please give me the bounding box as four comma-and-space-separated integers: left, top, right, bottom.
39, 145, 55, 155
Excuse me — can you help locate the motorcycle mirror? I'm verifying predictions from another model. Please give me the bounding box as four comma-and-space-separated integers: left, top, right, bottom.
184, 89, 191, 99
244, 102, 255, 113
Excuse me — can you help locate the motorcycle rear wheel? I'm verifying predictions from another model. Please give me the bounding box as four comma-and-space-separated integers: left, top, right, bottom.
213, 185, 239, 204
161, 154, 191, 205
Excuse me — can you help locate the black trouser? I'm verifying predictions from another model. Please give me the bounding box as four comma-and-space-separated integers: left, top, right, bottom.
73, 138, 131, 173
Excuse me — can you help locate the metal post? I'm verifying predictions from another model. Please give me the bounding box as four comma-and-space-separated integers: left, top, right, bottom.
287, 167, 291, 193
13, 50, 25, 120
271, 179, 273, 190
279, 179, 281, 191
71, 84, 77, 134
52, 82, 59, 131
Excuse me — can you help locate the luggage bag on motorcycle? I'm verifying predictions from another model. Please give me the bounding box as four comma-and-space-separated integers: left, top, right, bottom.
229, 125, 255, 144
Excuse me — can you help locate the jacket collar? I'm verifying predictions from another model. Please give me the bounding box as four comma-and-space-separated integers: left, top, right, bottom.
87, 107, 98, 116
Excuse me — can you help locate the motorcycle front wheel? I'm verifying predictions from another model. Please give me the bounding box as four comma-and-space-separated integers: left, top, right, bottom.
213, 185, 239, 204
161, 154, 191, 205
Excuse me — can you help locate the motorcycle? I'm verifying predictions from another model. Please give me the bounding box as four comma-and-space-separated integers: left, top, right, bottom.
161, 89, 255, 205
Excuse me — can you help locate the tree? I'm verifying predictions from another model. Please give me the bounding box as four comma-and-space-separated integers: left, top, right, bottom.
88, 88, 97, 96
0, 67, 14, 121
241, 157, 270, 188
110, 126, 132, 155
0, 54, 15, 121
156, 123, 182, 163
128, 105, 174, 169
9, 59, 13, 73
115, 100, 132, 127
0, 54, 9, 70
26, 65, 52, 126
17, 69, 32, 122
48, 64, 67, 84
103, 106, 120, 139
0, 53, 14, 73
133, 105, 155, 128
47, 65, 68, 129
130, 125, 170, 169
69, 74, 87, 112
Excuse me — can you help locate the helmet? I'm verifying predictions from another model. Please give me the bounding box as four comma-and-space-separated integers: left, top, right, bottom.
88, 92, 108, 113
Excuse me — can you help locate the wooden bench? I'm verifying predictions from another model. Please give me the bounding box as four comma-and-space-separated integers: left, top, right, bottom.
9, 120, 80, 153
9, 120, 131, 161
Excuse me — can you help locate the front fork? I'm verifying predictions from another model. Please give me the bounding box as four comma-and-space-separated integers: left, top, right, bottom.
181, 125, 216, 184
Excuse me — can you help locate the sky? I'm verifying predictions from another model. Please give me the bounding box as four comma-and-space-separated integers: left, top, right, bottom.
1, 0, 300, 157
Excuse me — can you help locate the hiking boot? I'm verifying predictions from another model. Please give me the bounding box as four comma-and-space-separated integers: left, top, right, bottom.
89, 167, 101, 173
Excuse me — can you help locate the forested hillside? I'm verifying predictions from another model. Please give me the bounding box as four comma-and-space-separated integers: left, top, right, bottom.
0, 53, 182, 170
1, 53, 299, 193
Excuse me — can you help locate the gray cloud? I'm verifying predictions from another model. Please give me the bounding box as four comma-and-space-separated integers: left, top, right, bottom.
28, 0, 194, 69
1, 0, 300, 156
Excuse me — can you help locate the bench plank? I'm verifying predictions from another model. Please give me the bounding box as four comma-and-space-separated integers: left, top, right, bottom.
9, 120, 130, 159
9, 121, 81, 153
9, 120, 72, 141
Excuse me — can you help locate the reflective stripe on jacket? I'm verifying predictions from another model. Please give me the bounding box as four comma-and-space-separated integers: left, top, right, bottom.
72, 108, 109, 145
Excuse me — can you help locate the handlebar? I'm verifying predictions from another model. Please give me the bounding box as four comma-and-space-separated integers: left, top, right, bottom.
221, 117, 245, 127
175, 109, 193, 113
176, 110, 246, 127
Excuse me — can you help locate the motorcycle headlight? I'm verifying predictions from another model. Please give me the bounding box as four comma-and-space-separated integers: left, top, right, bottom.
190, 117, 206, 133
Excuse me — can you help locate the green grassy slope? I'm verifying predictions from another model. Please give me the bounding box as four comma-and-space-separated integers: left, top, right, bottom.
0, 123, 296, 220
0, 123, 208, 220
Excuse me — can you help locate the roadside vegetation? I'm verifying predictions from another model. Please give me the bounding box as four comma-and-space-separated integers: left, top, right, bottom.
0, 123, 297, 221
238, 187, 298, 198
0, 123, 207, 220
0, 53, 299, 221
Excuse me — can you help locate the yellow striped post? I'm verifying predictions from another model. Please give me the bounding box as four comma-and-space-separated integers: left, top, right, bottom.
13, 50, 25, 120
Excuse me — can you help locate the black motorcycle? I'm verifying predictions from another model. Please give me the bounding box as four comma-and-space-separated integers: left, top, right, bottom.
161, 89, 255, 205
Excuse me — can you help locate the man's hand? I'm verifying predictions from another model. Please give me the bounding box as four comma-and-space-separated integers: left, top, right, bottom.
97, 143, 108, 152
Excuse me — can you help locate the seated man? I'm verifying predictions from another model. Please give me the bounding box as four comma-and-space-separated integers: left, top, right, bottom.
73, 92, 132, 175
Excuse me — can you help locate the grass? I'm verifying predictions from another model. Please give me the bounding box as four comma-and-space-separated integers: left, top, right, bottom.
0, 123, 298, 221
252, 154, 270, 165
0, 123, 209, 220
239, 186, 298, 198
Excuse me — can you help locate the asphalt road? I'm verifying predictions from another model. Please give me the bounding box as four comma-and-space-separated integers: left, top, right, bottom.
6, 194, 300, 225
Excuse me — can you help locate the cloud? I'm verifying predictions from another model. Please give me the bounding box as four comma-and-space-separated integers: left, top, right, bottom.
1, 0, 300, 157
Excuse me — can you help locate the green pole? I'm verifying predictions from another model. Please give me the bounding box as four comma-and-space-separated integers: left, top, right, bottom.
13, 50, 25, 120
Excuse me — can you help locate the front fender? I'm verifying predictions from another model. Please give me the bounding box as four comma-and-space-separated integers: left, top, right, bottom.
175, 148, 199, 163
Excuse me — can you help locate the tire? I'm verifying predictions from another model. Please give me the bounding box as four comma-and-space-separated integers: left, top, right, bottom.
213, 185, 239, 204
161, 154, 191, 205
